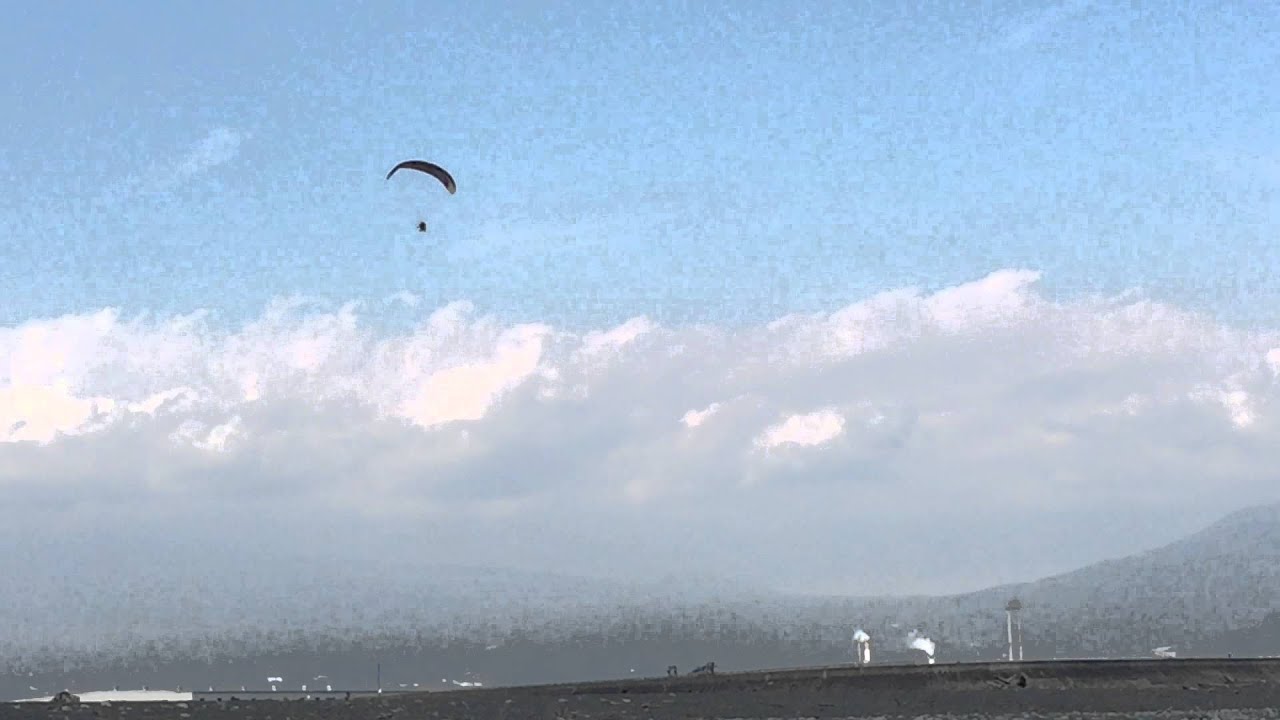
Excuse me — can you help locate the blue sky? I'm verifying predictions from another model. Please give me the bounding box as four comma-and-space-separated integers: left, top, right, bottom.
8, 2, 1280, 640
3, 1, 1277, 329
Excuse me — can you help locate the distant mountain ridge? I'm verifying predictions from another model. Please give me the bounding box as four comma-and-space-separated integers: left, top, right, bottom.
789, 500, 1280, 659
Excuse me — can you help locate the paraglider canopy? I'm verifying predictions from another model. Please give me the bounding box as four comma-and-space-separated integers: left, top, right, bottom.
386, 160, 456, 194
387, 159, 455, 233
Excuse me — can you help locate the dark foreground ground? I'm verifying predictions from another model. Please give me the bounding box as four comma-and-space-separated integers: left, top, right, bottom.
8, 657, 1280, 719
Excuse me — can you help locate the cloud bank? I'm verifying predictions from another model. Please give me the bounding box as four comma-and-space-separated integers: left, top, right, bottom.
3, 269, 1279, 611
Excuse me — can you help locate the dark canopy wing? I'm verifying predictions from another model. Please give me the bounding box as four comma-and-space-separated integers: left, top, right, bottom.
386, 160, 457, 194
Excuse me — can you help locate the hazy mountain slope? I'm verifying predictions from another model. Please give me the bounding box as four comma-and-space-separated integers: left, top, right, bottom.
6, 500, 1280, 699
795, 501, 1280, 658
990, 501, 1280, 652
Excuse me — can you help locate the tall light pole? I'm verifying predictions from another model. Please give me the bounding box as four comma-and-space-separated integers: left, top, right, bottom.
1005, 598, 1023, 661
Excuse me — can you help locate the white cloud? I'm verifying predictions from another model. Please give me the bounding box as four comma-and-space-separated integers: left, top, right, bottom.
397, 319, 550, 429
173, 127, 243, 181
756, 409, 846, 451
577, 317, 656, 360
95, 127, 246, 205
681, 402, 721, 429
385, 290, 422, 309
2, 269, 1280, 611
985, 0, 1097, 54
171, 415, 244, 452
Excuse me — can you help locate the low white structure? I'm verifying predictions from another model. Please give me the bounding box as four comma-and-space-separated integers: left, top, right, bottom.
908, 630, 936, 665
852, 629, 872, 665
17, 690, 193, 703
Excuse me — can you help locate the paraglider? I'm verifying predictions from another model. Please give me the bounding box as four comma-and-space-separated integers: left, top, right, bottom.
386, 159, 456, 232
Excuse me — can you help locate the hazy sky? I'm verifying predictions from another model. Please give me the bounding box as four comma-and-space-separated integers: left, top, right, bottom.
2, 1, 1280, 618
